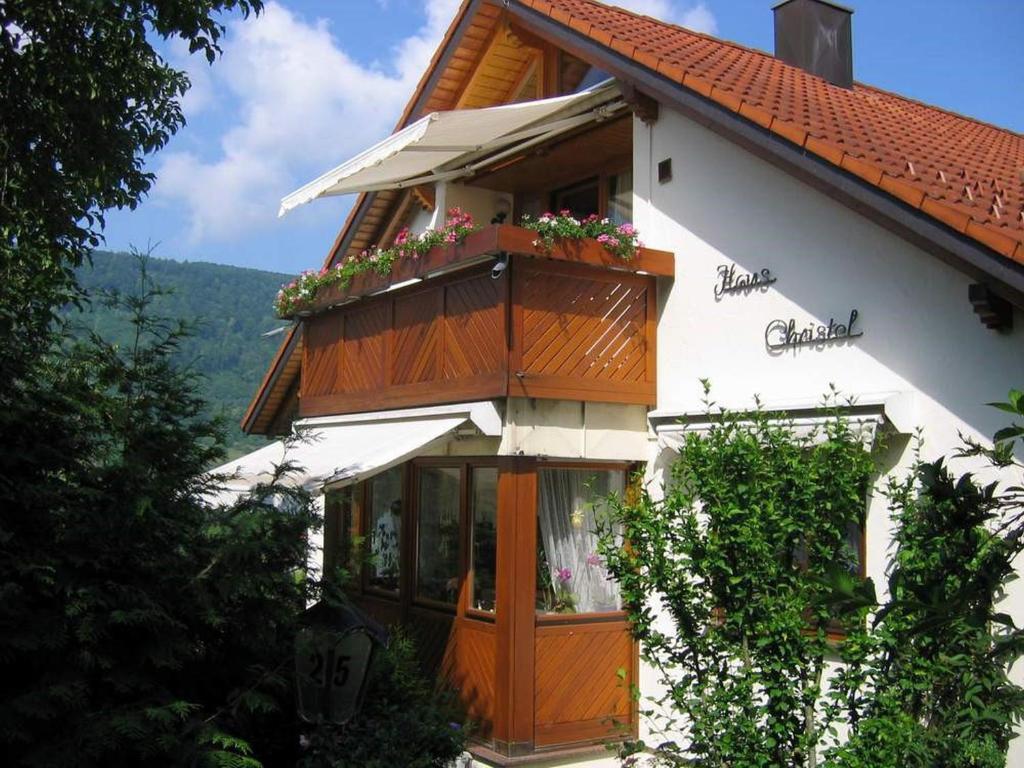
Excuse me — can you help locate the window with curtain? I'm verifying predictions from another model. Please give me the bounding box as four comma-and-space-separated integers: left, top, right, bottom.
416, 466, 462, 605
536, 467, 625, 614
367, 466, 402, 592
470, 467, 498, 612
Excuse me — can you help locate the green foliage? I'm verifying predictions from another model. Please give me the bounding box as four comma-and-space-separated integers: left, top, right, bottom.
823, 397, 1024, 768
275, 208, 478, 317
297, 630, 467, 768
520, 212, 640, 259
598, 382, 876, 767
0, 0, 262, 389
74, 250, 292, 458
0, 257, 316, 767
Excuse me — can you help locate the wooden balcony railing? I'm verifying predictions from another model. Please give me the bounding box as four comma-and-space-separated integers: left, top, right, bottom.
298, 223, 674, 317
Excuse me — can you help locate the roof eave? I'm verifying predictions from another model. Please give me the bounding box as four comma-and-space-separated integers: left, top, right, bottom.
241, 323, 301, 435
506, 1, 1024, 309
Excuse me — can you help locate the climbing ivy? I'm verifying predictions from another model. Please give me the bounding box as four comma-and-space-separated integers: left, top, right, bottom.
600, 384, 1024, 767
599, 382, 876, 767
823, 390, 1024, 768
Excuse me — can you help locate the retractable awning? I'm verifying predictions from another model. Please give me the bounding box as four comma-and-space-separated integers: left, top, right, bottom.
279, 80, 622, 216
208, 401, 502, 504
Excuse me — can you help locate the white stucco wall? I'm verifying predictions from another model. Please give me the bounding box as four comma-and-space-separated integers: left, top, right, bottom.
622, 106, 1024, 765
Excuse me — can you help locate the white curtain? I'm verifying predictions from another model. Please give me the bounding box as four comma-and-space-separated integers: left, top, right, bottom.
537, 468, 624, 613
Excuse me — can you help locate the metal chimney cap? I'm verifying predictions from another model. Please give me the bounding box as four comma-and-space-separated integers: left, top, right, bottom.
772, 0, 854, 12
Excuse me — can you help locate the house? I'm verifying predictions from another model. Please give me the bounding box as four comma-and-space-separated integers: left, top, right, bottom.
225, 1, 1024, 764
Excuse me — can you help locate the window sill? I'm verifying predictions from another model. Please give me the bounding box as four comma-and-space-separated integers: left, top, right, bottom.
535, 610, 628, 626
468, 740, 615, 767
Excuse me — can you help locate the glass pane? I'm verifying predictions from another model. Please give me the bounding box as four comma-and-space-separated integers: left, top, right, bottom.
367, 467, 402, 592
553, 179, 599, 220
417, 466, 462, 604
536, 468, 625, 614
607, 171, 633, 226
324, 486, 353, 574
471, 467, 498, 612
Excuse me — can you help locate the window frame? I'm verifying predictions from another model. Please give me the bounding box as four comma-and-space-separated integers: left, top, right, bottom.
408, 457, 500, 622
516, 164, 633, 226
360, 463, 407, 600
533, 459, 635, 624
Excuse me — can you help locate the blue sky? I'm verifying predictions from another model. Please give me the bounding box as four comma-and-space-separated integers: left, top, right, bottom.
102, 0, 1024, 276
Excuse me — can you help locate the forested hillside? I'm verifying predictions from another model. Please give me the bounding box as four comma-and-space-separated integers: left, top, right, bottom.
73, 250, 292, 458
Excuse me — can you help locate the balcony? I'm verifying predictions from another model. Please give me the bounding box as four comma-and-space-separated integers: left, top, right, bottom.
296, 224, 673, 419
288, 223, 673, 318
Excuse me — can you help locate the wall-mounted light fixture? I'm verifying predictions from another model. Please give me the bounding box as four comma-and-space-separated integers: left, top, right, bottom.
491, 252, 509, 280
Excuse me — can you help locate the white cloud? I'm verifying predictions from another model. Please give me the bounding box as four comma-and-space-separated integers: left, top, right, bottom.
679, 2, 718, 34
613, 0, 718, 34
155, 0, 459, 244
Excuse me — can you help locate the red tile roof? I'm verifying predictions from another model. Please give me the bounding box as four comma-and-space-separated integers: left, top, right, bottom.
519, 0, 1024, 265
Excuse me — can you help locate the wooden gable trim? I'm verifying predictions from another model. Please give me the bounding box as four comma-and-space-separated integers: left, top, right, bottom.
241, 323, 302, 434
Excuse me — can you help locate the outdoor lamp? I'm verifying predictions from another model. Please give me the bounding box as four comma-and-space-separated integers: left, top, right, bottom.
295, 600, 388, 725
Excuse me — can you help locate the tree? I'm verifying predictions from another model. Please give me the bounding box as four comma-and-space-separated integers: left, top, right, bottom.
823, 392, 1024, 768
0, 0, 262, 382
598, 383, 876, 767
0, 256, 321, 766
600, 383, 1024, 767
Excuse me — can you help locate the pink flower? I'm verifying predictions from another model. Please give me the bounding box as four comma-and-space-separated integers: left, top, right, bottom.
617, 223, 636, 236
586, 552, 602, 567
555, 567, 572, 584
559, 209, 572, 217
596, 233, 614, 245
394, 227, 410, 246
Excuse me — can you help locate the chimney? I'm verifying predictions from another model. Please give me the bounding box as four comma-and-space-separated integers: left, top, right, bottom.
773, 0, 853, 88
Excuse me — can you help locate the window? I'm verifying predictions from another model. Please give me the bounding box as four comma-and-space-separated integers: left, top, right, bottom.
324, 485, 354, 576
367, 466, 402, 592
416, 466, 462, 605
470, 467, 498, 612
536, 467, 625, 614
607, 170, 633, 226
552, 178, 599, 220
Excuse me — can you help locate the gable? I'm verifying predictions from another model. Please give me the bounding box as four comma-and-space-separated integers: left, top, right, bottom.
245, 0, 1024, 434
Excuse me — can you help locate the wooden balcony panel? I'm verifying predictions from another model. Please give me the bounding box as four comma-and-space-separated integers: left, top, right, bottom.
534, 619, 635, 748
297, 224, 673, 317
299, 266, 509, 419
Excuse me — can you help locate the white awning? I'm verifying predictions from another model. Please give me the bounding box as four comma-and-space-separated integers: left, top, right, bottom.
279, 80, 623, 216
208, 401, 502, 503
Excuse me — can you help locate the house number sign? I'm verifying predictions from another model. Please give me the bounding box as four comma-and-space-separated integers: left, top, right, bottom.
764, 309, 863, 351
714, 264, 777, 298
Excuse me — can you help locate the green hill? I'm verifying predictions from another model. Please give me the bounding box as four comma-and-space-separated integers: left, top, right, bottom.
72, 250, 293, 459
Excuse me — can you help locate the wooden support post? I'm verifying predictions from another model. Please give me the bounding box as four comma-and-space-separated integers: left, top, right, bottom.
493, 456, 537, 756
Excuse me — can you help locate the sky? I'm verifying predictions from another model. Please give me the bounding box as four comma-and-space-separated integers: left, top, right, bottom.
102, 0, 1024, 276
